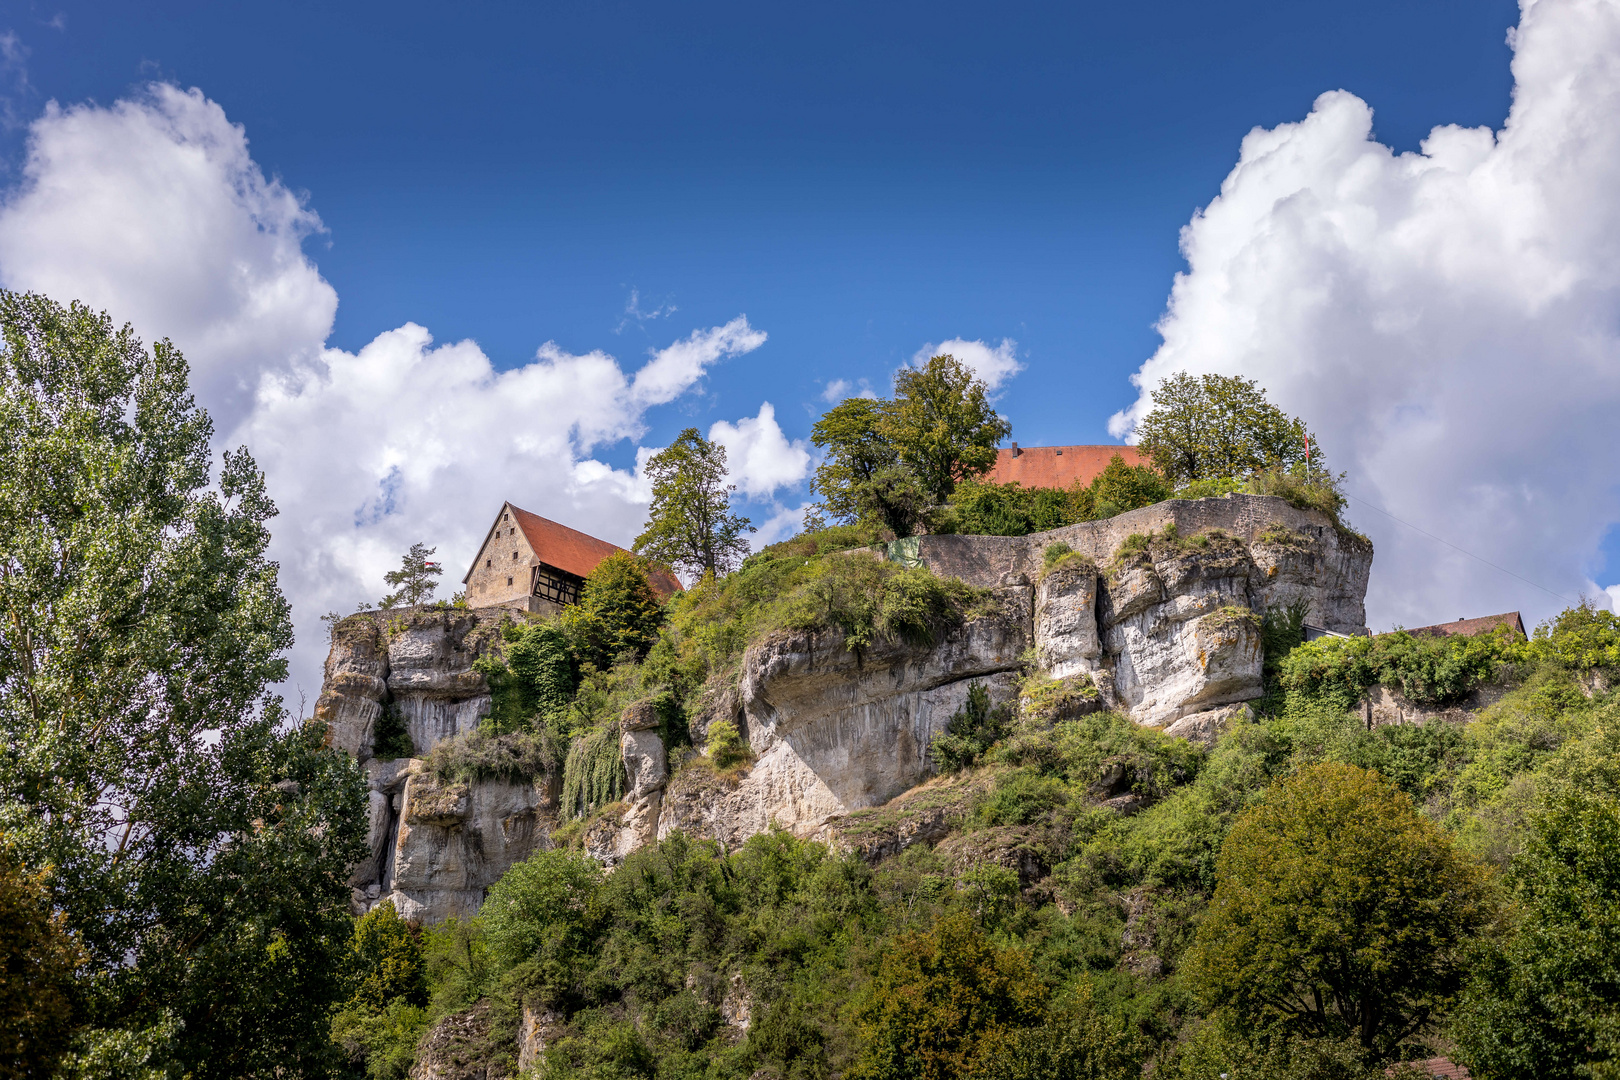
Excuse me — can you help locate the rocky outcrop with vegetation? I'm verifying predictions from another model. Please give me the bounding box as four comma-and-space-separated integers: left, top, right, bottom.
317, 493, 1374, 921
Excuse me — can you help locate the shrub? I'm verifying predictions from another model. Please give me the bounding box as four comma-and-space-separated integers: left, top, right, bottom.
775, 556, 989, 652
1088, 454, 1172, 518
1276, 626, 1518, 711
949, 480, 1088, 537
480, 848, 603, 990
562, 552, 665, 669
973, 769, 1070, 827
705, 719, 750, 768
477, 621, 577, 737
424, 728, 559, 785
373, 703, 416, 760
933, 682, 1012, 773
344, 900, 427, 1013
1533, 598, 1620, 672
1041, 541, 1073, 568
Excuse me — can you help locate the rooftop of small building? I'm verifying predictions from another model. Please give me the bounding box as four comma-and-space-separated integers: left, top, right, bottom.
1406, 611, 1526, 640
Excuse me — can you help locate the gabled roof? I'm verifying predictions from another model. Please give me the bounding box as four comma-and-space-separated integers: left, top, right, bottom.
1406, 611, 1526, 640
464, 503, 683, 598
983, 445, 1147, 490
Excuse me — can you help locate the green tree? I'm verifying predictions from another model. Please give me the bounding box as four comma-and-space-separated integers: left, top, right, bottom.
0, 843, 81, 1080
481, 848, 604, 1001
850, 911, 1047, 1080
0, 292, 367, 1077
811, 396, 895, 525
971, 985, 1143, 1080
344, 901, 427, 1013
381, 541, 443, 607
563, 551, 665, 668
1087, 452, 1173, 517
1135, 372, 1320, 484
1187, 763, 1492, 1059
635, 428, 753, 578
855, 462, 932, 539
1452, 784, 1620, 1078
886, 354, 1011, 504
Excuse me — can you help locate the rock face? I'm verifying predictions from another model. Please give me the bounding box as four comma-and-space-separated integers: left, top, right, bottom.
605, 495, 1372, 854
317, 607, 553, 924
319, 495, 1374, 913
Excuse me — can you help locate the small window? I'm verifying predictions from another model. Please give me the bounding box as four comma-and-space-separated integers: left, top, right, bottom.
485, 558, 491, 568
507, 576, 513, 586
512, 551, 519, 560
503, 513, 509, 521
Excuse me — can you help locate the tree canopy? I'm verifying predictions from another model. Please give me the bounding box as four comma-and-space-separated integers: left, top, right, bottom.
1187, 763, 1492, 1058
635, 428, 753, 579
850, 911, 1046, 1080
810, 355, 1010, 537
0, 291, 366, 1077
562, 550, 666, 669
887, 355, 1011, 504
1453, 772, 1620, 1077
1134, 372, 1320, 484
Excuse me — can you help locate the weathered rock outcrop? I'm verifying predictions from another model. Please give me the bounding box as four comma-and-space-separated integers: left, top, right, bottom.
604, 495, 1371, 855
319, 494, 1373, 914
317, 607, 552, 923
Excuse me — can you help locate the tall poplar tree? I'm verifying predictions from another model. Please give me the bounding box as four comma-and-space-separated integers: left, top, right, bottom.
0, 292, 366, 1078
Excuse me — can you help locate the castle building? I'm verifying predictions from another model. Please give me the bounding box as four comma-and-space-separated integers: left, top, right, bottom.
462, 502, 683, 615
985, 444, 1147, 489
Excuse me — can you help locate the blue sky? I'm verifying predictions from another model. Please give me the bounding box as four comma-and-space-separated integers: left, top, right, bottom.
8, 0, 1518, 455
9, 0, 1620, 698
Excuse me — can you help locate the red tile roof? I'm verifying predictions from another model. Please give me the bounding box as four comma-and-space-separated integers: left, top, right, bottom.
983, 444, 1148, 490
475, 504, 683, 598
1406, 612, 1525, 640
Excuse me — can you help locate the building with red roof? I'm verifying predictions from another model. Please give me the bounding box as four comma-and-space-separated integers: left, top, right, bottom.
462, 502, 682, 614
1406, 611, 1527, 640
984, 444, 1148, 490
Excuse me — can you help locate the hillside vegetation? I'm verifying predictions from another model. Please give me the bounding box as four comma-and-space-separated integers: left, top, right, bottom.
341, 522, 1620, 1080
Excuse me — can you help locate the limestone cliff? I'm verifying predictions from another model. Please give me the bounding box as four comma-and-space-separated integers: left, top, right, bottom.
318, 493, 1373, 919
317, 608, 552, 924
592, 493, 1372, 861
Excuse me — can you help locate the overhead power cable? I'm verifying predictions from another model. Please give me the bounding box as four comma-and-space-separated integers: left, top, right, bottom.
1341, 490, 1576, 605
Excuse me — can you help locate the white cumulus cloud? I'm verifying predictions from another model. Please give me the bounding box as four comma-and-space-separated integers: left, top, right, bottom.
0, 84, 337, 430
1109, 0, 1620, 631
708, 402, 812, 499
0, 83, 770, 697
913, 336, 1023, 390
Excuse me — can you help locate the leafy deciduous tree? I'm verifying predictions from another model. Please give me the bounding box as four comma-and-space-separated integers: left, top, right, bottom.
810, 396, 894, 525
0, 291, 367, 1077
563, 551, 665, 669
0, 843, 81, 1080
634, 428, 753, 578
809, 355, 1010, 536
850, 911, 1046, 1080
1135, 372, 1320, 484
1453, 784, 1620, 1078
1187, 763, 1492, 1058
887, 355, 1011, 504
